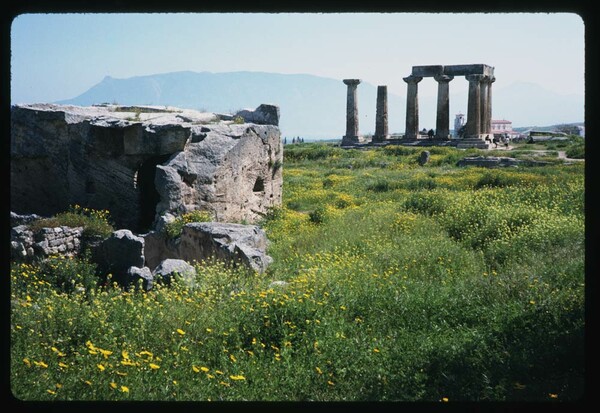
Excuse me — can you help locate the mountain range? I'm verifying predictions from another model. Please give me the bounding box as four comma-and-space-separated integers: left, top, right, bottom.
58, 71, 584, 140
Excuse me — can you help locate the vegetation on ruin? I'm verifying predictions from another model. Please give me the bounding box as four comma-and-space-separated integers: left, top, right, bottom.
29, 204, 114, 239
11, 142, 585, 402
163, 210, 214, 239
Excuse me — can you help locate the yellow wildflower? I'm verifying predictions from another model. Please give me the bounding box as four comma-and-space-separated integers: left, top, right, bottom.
121, 386, 129, 393
33, 361, 48, 368
200, 366, 209, 372
121, 360, 136, 366
46, 389, 56, 395
58, 362, 68, 369
97, 364, 105, 371
176, 329, 186, 336
230, 375, 246, 381
316, 367, 323, 375
51, 347, 66, 357
149, 363, 160, 370
110, 382, 117, 389
23, 358, 31, 367
192, 366, 200, 373
99, 349, 113, 359
116, 371, 128, 376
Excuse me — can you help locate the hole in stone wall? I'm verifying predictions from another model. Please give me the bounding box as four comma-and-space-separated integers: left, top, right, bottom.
137, 154, 172, 232
253, 176, 265, 192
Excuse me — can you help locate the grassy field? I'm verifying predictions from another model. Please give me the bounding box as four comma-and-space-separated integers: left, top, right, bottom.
10, 141, 585, 402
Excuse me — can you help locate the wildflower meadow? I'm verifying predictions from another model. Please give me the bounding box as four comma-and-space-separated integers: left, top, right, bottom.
10, 142, 585, 402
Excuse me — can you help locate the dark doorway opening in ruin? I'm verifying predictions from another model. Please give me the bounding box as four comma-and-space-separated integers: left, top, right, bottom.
253, 176, 265, 192
137, 154, 172, 232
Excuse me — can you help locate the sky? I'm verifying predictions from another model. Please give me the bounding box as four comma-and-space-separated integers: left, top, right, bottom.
11, 12, 585, 104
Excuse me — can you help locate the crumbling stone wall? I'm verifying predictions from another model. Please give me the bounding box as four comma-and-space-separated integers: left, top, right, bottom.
11, 104, 283, 233
11, 225, 83, 261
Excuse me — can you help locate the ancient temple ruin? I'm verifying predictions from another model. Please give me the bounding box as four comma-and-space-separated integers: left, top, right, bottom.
11, 104, 283, 232
341, 64, 495, 149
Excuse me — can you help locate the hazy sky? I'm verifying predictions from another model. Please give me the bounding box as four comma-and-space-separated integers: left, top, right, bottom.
11, 12, 585, 104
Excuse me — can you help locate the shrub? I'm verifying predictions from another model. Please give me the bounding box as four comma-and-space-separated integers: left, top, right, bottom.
474, 172, 519, 189
565, 144, 584, 159
164, 210, 214, 239
29, 205, 114, 239
14, 252, 99, 295
309, 205, 328, 224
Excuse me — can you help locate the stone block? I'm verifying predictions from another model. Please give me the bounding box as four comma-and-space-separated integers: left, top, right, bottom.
412, 65, 444, 77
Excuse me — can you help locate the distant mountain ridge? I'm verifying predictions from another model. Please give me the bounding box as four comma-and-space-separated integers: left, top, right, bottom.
58, 71, 584, 139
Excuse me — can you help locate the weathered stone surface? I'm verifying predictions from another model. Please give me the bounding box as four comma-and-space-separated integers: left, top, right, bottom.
342, 79, 362, 146
235, 104, 280, 126
418, 151, 431, 166
92, 230, 145, 284
143, 222, 272, 274
183, 222, 272, 273
11, 225, 35, 260
11, 103, 283, 232
11, 223, 84, 261
152, 259, 197, 287
457, 156, 550, 168
10, 212, 42, 227
126, 266, 153, 291
268, 280, 289, 289
372, 85, 389, 142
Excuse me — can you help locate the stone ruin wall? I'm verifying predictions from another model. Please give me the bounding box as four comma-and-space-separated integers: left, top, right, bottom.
11, 224, 83, 261
10, 104, 283, 233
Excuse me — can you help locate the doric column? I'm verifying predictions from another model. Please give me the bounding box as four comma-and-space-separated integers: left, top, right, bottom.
465, 74, 484, 138
372, 85, 389, 142
403, 75, 422, 140
434, 74, 454, 139
486, 76, 495, 135
342, 79, 361, 144
479, 77, 489, 135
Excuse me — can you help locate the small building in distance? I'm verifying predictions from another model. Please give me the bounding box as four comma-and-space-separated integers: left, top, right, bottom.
491, 119, 521, 139
453, 113, 465, 138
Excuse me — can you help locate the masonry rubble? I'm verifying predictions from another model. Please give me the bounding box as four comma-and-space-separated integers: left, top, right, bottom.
10, 103, 281, 285
11, 103, 283, 233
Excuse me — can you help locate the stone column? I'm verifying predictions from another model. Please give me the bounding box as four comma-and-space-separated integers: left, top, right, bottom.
372, 85, 389, 142
434, 74, 454, 139
465, 74, 484, 138
342, 79, 361, 144
486, 76, 495, 135
403, 75, 422, 140
479, 77, 488, 135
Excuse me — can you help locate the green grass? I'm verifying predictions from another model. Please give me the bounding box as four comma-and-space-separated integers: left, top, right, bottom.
10, 143, 585, 401
29, 204, 114, 239
163, 210, 214, 239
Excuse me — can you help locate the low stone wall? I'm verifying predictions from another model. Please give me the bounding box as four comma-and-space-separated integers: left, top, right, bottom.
456, 156, 550, 168
11, 225, 83, 261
